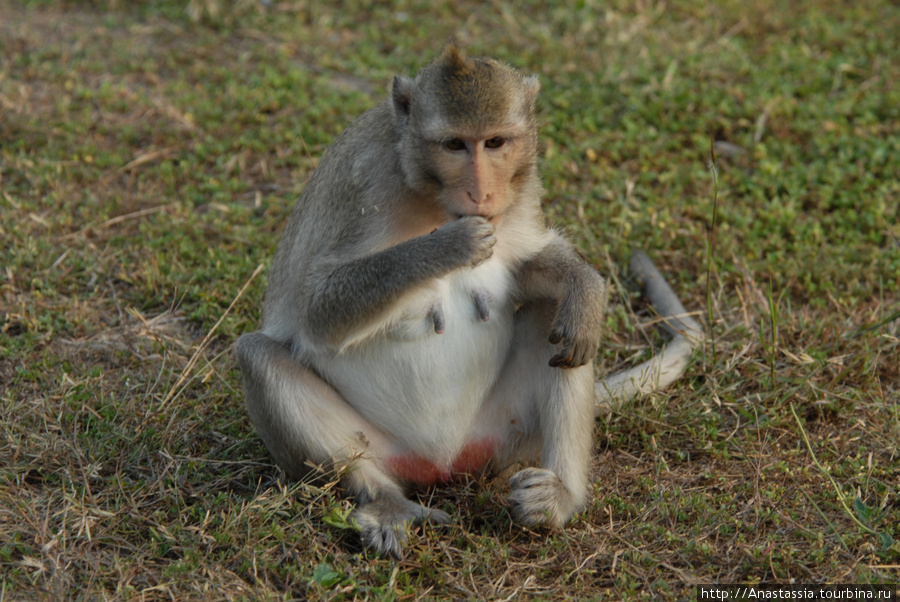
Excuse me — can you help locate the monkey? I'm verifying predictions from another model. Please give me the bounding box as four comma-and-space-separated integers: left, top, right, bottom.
235, 45, 702, 558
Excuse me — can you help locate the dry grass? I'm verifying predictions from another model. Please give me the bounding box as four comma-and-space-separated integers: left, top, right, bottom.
1, 1, 898, 599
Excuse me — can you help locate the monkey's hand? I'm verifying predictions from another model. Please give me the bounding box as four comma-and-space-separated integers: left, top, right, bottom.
548, 270, 607, 368
432, 216, 496, 269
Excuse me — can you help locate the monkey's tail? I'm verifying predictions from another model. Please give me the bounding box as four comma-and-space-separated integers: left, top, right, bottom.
595, 250, 704, 413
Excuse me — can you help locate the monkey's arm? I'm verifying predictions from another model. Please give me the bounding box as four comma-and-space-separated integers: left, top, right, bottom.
305, 216, 495, 349
516, 236, 608, 368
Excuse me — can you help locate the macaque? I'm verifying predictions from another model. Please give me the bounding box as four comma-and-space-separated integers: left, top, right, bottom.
235, 45, 702, 557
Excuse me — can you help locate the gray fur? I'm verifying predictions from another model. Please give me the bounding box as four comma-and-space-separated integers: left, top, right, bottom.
236, 47, 700, 556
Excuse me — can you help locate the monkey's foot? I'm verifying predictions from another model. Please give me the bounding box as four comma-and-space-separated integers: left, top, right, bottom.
508, 467, 577, 529
352, 493, 451, 558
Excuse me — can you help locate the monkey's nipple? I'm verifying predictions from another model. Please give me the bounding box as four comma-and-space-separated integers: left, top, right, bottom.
472, 290, 491, 321
429, 302, 445, 334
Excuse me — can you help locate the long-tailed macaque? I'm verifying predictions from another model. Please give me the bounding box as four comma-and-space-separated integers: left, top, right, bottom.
236, 46, 702, 557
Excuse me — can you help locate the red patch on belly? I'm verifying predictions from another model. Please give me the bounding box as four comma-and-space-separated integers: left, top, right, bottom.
388, 439, 496, 486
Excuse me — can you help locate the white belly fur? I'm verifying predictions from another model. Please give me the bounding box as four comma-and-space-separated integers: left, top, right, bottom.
309, 257, 515, 466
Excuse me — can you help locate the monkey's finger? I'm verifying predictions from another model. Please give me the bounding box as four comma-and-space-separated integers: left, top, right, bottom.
569, 344, 593, 368
550, 338, 596, 368
464, 214, 495, 227
548, 323, 576, 346
549, 351, 575, 368
472, 229, 497, 248
548, 327, 572, 364
464, 217, 497, 242
456, 214, 495, 232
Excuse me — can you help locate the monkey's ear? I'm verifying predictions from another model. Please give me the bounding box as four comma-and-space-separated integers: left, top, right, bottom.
524, 75, 541, 100
442, 43, 466, 71
392, 75, 413, 128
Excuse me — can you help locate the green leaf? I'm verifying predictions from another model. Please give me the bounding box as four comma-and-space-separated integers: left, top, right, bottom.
312, 563, 343, 588
322, 505, 358, 531
853, 497, 873, 524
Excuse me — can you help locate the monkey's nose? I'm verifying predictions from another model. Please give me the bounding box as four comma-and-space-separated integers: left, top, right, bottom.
467, 190, 490, 205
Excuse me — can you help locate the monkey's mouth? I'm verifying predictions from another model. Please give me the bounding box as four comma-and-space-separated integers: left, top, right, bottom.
454, 211, 503, 225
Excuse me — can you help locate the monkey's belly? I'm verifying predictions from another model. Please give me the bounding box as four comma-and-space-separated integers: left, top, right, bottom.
312, 264, 516, 469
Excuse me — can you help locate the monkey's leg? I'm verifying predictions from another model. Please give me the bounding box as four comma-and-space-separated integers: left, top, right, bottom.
235, 332, 450, 557
481, 301, 596, 528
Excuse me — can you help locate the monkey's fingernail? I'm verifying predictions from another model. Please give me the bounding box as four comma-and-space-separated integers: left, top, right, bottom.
550, 351, 575, 367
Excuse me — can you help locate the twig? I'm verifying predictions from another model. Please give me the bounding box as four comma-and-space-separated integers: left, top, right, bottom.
160, 263, 265, 410
62, 205, 170, 240
706, 135, 720, 366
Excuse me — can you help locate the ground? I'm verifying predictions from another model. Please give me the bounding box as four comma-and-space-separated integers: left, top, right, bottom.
1, 1, 898, 599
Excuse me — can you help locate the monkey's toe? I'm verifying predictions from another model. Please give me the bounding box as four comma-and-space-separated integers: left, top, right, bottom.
361, 524, 406, 559
421, 507, 451, 525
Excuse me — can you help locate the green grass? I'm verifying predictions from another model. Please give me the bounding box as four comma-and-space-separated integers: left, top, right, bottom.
1, 0, 898, 599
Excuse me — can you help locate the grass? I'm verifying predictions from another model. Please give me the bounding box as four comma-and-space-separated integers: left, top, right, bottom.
1, 0, 898, 599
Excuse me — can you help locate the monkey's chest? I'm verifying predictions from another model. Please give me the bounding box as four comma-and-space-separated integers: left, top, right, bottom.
313, 259, 516, 466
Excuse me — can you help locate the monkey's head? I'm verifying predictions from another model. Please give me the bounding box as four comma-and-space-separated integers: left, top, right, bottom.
392, 45, 541, 223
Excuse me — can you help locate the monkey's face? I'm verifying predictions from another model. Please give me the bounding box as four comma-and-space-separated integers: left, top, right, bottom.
425, 130, 532, 223
392, 46, 541, 224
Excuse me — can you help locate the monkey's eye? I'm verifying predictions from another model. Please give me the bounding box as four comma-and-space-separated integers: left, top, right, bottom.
443, 138, 466, 152
485, 137, 506, 149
